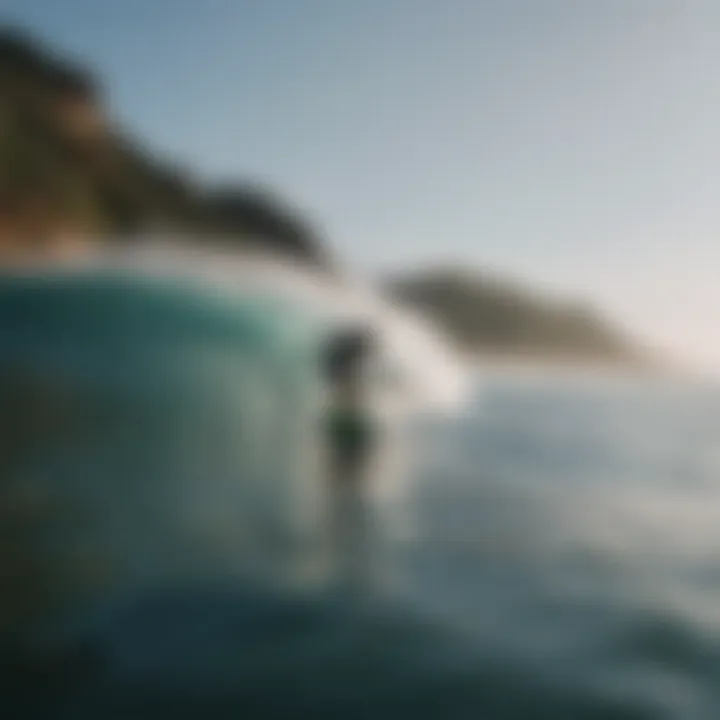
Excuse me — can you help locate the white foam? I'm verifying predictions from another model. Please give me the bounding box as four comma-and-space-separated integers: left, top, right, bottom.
44, 236, 471, 414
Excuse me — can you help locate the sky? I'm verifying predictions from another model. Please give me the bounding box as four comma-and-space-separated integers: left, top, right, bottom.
3, 0, 720, 368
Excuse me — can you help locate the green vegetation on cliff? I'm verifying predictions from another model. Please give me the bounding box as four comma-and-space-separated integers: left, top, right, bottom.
0, 28, 328, 265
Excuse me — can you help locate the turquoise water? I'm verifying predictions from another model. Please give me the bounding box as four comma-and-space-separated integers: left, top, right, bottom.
3, 278, 720, 718
0, 274, 326, 641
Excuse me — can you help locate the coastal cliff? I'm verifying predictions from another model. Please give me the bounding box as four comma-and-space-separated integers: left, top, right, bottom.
0, 28, 328, 265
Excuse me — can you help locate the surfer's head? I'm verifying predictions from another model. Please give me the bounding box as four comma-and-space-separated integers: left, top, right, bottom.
323, 327, 375, 386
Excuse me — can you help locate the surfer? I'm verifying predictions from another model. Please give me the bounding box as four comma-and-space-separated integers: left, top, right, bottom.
323, 329, 377, 586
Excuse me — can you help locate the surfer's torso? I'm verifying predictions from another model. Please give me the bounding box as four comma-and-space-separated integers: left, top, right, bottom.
326, 404, 375, 474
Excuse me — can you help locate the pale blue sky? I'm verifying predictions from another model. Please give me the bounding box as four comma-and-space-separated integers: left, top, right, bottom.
3, 0, 720, 367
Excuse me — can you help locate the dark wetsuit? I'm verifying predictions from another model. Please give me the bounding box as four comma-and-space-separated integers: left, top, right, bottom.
326, 405, 374, 485
325, 401, 376, 586
323, 328, 378, 585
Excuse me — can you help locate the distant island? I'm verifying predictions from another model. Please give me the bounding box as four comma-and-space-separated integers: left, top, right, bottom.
1, 27, 648, 365
385, 268, 647, 366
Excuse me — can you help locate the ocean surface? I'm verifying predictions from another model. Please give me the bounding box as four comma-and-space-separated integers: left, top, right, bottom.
11, 368, 715, 719
401, 369, 720, 719
0, 270, 712, 719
